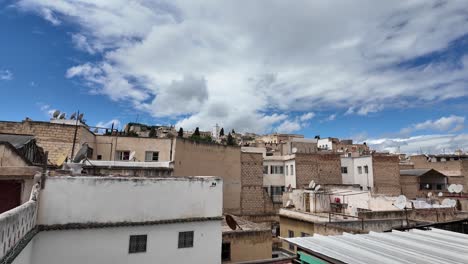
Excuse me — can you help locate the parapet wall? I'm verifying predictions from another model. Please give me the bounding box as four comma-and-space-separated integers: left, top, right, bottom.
37, 176, 223, 226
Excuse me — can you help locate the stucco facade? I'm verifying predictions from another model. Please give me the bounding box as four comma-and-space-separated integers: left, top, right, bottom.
341, 156, 373, 190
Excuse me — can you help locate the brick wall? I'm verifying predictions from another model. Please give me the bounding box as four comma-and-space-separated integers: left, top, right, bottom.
0, 121, 94, 165
295, 153, 342, 188
240, 152, 280, 216
400, 175, 419, 199
372, 155, 401, 196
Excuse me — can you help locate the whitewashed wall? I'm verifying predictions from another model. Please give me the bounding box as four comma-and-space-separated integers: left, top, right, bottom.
341, 156, 373, 189
38, 176, 223, 225
284, 160, 296, 188
14, 221, 221, 264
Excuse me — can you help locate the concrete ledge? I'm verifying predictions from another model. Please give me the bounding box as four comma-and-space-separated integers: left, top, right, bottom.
38, 216, 223, 231
0, 228, 38, 264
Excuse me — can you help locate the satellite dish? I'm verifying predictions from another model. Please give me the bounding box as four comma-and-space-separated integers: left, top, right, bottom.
286, 200, 292, 207
72, 144, 89, 163
450, 199, 457, 207
442, 198, 456, 207
314, 185, 321, 192
93, 128, 99, 133
78, 113, 84, 121
425, 184, 430, 189
58, 113, 66, 119
454, 184, 463, 193
427, 192, 433, 197
448, 184, 456, 193
292, 147, 298, 154
308, 180, 316, 189
394, 195, 407, 210
438, 192, 443, 197
70, 112, 77, 120
225, 215, 241, 231
129, 151, 136, 161
52, 110, 60, 118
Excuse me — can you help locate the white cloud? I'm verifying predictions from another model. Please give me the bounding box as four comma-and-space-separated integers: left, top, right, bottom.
96, 119, 120, 129
277, 120, 301, 133
366, 134, 468, 155
401, 115, 465, 134
16, 0, 468, 132
0, 70, 13, 80
327, 114, 336, 121
38, 104, 56, 117
299, 112, 315, 121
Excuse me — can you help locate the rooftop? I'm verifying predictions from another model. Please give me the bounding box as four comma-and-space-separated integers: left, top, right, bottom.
83, 160, 173, 169
222, 215, 270, 234
285, 228, 468, 264
400, 168, 441, 177
0, 133, 35, 148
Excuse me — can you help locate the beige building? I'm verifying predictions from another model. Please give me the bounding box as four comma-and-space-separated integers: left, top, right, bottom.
400, 169, 448, 199
409, 154, 467, 187
222, 216, 273, 263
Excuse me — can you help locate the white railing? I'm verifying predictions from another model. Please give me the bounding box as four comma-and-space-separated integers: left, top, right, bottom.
0, 183, 40, 261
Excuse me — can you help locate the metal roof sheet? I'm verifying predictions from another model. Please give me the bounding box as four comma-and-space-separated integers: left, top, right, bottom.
400, 169, 432, 177
0, 133, 35, 148
285, 228, 468, 264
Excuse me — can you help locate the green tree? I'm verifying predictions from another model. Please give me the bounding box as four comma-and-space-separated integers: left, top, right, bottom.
149, 127, 157, 138
219, 128, 225, 137
227, 133, 236, 146
194, 127, 201, 137
178, 127, 184, 138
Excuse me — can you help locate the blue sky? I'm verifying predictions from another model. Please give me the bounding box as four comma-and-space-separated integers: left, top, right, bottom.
1, 0, 468, 154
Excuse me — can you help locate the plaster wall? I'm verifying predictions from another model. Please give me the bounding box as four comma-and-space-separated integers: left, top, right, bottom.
284, 160, 296, 188
173, 139, 241, 214
15, 221, 221, 264
341, 156, 373, 189
95, 136, 173, 162
263, 160, 285, 186
37, 176, 223, 225
222, 232, 272, 263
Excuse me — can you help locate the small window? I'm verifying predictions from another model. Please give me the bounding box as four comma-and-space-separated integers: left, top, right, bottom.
301, 232, 310, 237
436, 184, 443, 190
97, 155, 102, 160
341, 167, 348, 174
358, 166, 362, 174
288, 230, 295, 250
279, 166, 284, 174
222, 242, 231, 261
290, 165, 294, 175
285, 166, 289, 176
145, 151, 159, 162
117, 151, 130, 161
364, 165, 369, 174
263, 166, 269, 174
129, 235, 147, 253
178, 231, 194, 248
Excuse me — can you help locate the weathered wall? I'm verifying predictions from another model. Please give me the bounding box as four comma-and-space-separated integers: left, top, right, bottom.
240, 152, 280, 216
295, 153, 342, 188
0, 121, 94, 165
280, 216, 315, 252
400, 176, 420, 199
222, 231, 272, 263
173, 139, 241, 214
0, 144, 29, 167
372, 155, 401, 196
17, 221, 221, 264
38, 176, 223, 225
358, 207, 459, 223
95, 136, 173, 161
411, 155, 468, 188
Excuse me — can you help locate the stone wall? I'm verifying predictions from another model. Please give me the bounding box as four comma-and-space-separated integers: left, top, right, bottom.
295, 153, 342, 188
372, 155, 401, 196
0, 121, 94, 165
400, 175, 419, 199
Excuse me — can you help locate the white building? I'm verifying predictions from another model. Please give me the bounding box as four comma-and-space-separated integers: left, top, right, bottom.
3, 176, 223, 264
262, 155, 296, 202
340, 156, 373, 190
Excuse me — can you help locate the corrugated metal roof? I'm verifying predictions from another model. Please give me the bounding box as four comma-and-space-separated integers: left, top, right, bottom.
285, 228, 468, 264
400, 169, 432, 177
0, 133, 35, 148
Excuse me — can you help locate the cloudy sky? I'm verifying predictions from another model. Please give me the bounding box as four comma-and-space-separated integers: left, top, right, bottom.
0, 0, 467, 154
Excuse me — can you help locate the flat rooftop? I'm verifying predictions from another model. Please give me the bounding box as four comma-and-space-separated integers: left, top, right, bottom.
222, 215, 270, 234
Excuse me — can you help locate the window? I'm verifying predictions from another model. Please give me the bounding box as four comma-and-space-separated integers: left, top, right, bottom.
129, 235, 147, 253
279, 166, 284, 174
270, 166, 284, 174
341, 167, 348, 174
97, 155, 102, 160
364, 165, 369, 174
263, 166, 269, 174
178, 231, 194, 248
222, 242, 231, 261
290, 165, 294, 175
145, 151, 159, 162
285, 166, 289, 176
358, 166, 362, 174
288, 230, 295, 250
301, 232, 310, 237
436, 184, 443, 190
117, 151, 130, 161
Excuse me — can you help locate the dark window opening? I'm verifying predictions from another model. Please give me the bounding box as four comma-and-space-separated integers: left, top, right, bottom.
178, 231, 194, 248
129, 235, 147, 253
97, 155, 102, 160
222, 242, 231, 261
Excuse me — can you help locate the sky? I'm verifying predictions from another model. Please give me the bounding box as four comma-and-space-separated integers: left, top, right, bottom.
0, 0, 467, 154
